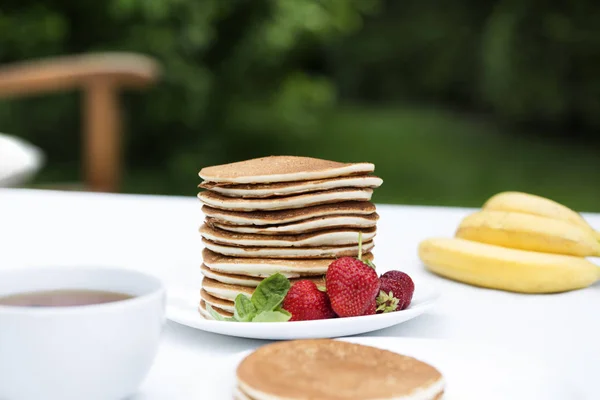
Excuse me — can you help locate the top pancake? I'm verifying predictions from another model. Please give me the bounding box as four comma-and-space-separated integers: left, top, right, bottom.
236, 339, 444, 400
199, 156, 374, 184
199, 175, 383, 198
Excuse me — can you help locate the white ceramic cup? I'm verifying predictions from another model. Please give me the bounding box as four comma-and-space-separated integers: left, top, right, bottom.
0, 267, 166, 400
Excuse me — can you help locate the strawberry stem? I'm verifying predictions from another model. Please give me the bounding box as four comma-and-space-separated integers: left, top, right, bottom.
376, 290, 400, 313
356, 231, 376, 269
357, 232, 363, 260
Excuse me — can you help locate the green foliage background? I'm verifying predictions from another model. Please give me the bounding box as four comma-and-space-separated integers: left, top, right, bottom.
0, 0, 376, 176
1, 0, 600, 210
332, 0, 600, 133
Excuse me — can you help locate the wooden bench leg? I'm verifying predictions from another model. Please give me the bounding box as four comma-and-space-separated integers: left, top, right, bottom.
83, 80, 121, 192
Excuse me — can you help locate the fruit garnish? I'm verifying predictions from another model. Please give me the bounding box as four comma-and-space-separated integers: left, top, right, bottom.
326, 255, 380, 317
233, 294, 256, 322
376, 271, 415, 312
282, 280, 336, 321
251, 272, 290, 312
208, 273, 292, 322
207, 232, 416, 321
375, 290, 399, 313
251, 310, 292, 322
362, 298, 377, 315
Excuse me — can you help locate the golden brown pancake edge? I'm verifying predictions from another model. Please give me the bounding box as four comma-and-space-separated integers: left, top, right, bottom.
198, 188, 373, 212
202, 238, 375, 258
199, 223, 376, 245
236, 339, 444, 400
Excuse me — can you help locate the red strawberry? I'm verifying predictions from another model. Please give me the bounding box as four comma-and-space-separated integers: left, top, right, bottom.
282, 280, 336, 321
382, 270, 415, 309
377, 271, 415, 312
326, 256, 380, 317
362, 298, 377, 315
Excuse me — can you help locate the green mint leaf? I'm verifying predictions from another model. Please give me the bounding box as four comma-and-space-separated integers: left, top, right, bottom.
317, 285, 327, 292
252, 310, 292, 323
233, 294, 257, 322
206, 304, 235, 322
251, 273, 291, 312
275, 306, 292, 318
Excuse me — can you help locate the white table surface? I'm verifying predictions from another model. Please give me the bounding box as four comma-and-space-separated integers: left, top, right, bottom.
0, 188, 598, 399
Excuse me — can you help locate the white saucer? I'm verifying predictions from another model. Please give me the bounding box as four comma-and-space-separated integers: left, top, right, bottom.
165, 279, 439, 340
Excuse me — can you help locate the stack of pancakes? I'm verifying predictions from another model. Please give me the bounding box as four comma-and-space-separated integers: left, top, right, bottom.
196, 156, 383, 320
235, 339, 445, 399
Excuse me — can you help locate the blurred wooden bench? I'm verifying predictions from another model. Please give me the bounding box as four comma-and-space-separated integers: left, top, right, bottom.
0, 52, 160, 192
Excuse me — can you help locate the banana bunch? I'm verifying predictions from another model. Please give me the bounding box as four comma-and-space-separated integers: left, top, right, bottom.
419, 192, 600, 293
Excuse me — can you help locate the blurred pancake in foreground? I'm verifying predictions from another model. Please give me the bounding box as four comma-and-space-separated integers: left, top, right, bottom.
235, 339, 445, 400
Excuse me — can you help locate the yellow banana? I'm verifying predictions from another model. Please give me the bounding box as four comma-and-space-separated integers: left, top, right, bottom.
483, 192, 600, 239
418, 237, 600, 294
456, 210, 600, 257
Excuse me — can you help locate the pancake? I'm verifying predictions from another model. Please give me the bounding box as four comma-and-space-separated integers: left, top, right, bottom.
236, 339, 445, 400
202, 249, 373, 277
201, 264, 266, 286
202, 277, 255, 300
199, 156, 375, 184
200, 175, 383, 198
201, 264, 331, 286
201, 264, 330, 287
208, 213, 379, 235
235, 381, 445, 400
200, 224, 376, 248
198, 188, 373, 211
202, 238, 374, 259
233, 386, 252, 400
202, 276, 326, 302
198, 300, 233, 320
200, 289, 235, 313
202, 201, 376, 226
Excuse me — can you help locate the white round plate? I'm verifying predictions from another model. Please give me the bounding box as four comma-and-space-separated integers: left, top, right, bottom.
195, 337, 582, 400
165, 279, 439, 340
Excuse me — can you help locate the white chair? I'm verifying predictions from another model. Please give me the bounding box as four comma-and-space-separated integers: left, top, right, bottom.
0, 53, 160, 192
